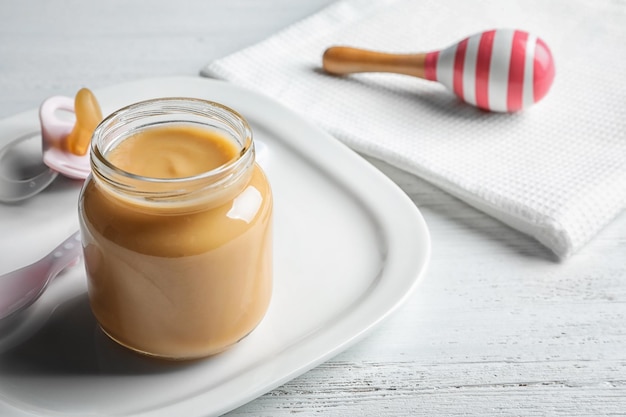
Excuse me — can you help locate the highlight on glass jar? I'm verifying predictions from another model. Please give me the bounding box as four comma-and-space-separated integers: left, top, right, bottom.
78, 97, 273, 360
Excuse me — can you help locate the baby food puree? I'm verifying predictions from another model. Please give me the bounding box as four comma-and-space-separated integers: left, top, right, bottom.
79, 98, 273, 360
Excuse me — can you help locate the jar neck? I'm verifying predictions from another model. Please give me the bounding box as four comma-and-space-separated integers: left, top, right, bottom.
90, 98, 255, 213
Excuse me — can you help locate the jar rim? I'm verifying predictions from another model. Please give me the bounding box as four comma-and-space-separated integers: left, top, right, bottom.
88, 97, 256, 209
91, 97, 254, 185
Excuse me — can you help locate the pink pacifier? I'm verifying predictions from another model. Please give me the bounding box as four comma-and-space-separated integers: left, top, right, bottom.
39, 95, 91, 180
0, 88, 101, 202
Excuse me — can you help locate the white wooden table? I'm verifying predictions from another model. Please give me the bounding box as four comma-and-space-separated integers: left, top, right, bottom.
1, 1, 625, 415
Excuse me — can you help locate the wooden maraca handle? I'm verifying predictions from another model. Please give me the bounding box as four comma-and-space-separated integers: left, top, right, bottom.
323, 47, 427, 79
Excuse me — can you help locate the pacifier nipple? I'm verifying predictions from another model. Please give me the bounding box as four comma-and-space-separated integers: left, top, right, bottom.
65, 88, 103, 156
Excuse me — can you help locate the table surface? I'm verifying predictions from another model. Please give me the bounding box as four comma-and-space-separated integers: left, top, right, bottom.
1, 1, 625, 416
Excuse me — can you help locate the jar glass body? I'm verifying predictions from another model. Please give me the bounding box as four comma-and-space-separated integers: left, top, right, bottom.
78, 98, 273, 360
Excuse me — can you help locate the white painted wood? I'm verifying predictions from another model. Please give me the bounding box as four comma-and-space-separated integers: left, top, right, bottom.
0, 1, 625, 416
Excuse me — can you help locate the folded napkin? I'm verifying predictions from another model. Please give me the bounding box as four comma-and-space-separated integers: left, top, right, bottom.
202, 0, 626, 259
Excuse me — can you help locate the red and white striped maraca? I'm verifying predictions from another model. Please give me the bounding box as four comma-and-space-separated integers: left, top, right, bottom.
323, 29, 555, 112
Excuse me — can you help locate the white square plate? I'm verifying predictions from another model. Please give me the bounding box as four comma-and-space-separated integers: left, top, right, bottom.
0, 77, 430, 416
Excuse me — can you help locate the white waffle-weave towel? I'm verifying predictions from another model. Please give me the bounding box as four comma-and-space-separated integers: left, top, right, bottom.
202, 0, 626, 259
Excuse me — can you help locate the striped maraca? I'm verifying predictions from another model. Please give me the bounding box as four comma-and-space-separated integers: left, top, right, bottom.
322, 29, 555, 112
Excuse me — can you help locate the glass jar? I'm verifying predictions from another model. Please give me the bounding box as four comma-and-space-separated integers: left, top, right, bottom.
78, 98, 273, 360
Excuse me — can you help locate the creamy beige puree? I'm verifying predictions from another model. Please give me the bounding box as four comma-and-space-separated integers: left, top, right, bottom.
108, 126, 238, 178
80, 123, 273, 359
